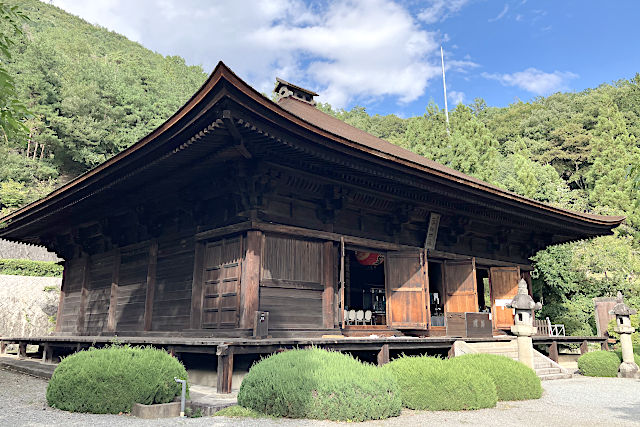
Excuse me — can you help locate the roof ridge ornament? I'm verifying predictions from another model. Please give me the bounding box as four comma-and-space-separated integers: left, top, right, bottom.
274, 77, 318, 105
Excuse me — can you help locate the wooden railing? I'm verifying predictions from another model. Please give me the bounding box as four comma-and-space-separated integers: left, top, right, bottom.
534, 317, 565, 337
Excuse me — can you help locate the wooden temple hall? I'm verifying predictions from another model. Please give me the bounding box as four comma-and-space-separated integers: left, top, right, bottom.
0, 62, 624, 390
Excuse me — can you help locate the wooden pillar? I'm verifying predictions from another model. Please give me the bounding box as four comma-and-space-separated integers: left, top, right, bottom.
322, 241, 335, 329
190, 242, 206, 329
239, 231, 262, 329
76, 257, 90, 334
0, 341, 6, 354
548, 341, 559, 363
42, 344, 53, 363
107, 249, 120, 332
217, 346, 234, 394
18, 342, 26, 358
580, 340, 589, 355
55, 264, 67, 333
377, 344, 390, 366
601, 340, 609, 351
144, 241, 158, 331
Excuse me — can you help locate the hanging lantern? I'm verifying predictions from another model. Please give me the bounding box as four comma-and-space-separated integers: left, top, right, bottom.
355, 251, 384, 266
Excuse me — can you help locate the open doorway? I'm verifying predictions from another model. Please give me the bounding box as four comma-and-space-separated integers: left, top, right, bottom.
344, 250, 386, 326
427, 261, 444, 327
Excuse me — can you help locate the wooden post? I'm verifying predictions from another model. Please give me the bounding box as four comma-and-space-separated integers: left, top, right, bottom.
144, 241, 158, 331
601, 340, 609, 351
239, 231, 262, 329
190, 242, 206, 329
18, 342, 26, 358
42, 344, 52, 363
580, 340, 589, 355
76, 257, 90, 334
0, 341, 6, 354
107, 250, 120, 332
55, 264, 67, 333
322, 241, 335, 329
548, 341, 559, 363
217, 346, 234, 394
377, 344, 390, 366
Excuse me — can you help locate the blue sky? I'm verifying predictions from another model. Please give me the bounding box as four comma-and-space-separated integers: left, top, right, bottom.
51, 0, 640, 118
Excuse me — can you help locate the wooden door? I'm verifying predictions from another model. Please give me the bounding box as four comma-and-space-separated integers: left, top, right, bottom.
490, 266, 520, 329
385, 250, 428, 329
201, 236, 243, 329
444, 258, 478, 314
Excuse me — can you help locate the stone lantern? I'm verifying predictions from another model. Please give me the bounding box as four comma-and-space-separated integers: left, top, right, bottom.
507, 278, 542, 369
609, 291, 639, 378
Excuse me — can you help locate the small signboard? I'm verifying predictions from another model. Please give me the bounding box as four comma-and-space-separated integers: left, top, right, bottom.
424, 213, 441, 250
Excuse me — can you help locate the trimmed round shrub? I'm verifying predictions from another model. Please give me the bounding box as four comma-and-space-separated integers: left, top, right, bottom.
237, 348, 401, 421
449, 354, 542, 401
46, 345, 188, 414
385, 355, 497, 411
577, 350, 620, 377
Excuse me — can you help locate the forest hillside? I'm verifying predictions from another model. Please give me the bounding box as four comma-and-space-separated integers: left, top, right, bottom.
1, 0, 639, 335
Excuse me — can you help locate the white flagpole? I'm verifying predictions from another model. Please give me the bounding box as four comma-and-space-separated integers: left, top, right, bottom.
441, 45, 450, 135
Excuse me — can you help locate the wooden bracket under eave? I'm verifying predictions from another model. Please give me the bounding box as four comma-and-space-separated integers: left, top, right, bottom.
222, 110, 252, 159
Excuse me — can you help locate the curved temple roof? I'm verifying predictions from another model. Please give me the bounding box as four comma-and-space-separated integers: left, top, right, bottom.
0, 61, 625, 243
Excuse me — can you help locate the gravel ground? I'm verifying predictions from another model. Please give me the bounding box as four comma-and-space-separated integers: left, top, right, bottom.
1, 368, 639, 426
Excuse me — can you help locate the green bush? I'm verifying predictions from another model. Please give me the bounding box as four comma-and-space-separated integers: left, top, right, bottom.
237, 348, 401, 422
449, 354, 542, 401
214, 405, 269, 418
0, 258, 62, 277
577, 350, 620, 377
46, 345, 188, 414
385, 356, 497, 411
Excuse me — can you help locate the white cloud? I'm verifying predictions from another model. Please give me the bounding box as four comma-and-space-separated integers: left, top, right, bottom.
488, 4, 509, 22
482, 68, 578, 95
51, 0, 476, 109
448, 90, 465, 105
418, 0, 469, 24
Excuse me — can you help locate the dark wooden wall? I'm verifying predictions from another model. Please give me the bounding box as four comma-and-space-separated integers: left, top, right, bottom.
260, 234, 326, 329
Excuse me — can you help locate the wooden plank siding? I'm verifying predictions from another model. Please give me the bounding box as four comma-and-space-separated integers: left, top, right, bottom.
152, 233, 195, 331
59, 259, 85, 333
115, 244, 150, 332
260, 234, 325, 329
84, 251, 116, 334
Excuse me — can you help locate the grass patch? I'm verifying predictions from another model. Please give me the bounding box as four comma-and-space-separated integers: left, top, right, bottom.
385, 355, 497, 411
449, 354, 542, 401
46, 345, 188, 414
577, 350, 620, 377
237, 348, 401, 422
214, 405, 269, 418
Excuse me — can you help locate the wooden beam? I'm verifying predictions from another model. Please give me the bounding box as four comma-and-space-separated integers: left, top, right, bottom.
55, 264, 67, 334
322, 241, 335, 329
429, 249, 533, 271
217, 347, 234, 394
239, 230, 262, 329
548, 341, 559, 363
144, 240, 159, 331
377, 344, 390, 365
190, 242, 206, 329
107, 249, 120, 332
76, 257, 90, 334
195, 221, 252, 242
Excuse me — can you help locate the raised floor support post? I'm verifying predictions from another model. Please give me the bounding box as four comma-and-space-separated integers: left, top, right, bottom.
0, 341, 6, 354
377, 344, 389, 366
548, 341, 559, 363
18, 342, 27, 358
217, 346, 234, 394
580, 340, 588, 355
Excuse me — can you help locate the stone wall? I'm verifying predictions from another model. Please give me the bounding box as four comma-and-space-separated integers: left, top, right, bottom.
0, 275, 61, 338
0, 239, 60, 262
